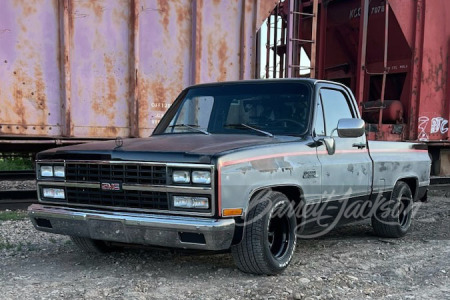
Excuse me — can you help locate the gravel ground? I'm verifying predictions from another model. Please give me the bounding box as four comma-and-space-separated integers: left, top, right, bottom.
0, 180, 36, 191
0, 195, 449, 300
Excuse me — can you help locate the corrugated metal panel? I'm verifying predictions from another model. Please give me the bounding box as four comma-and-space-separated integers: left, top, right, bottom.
0, 0, 278, 139
0, 0, 62, 137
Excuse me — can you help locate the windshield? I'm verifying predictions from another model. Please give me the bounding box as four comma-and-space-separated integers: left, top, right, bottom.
155, 82, 312, 137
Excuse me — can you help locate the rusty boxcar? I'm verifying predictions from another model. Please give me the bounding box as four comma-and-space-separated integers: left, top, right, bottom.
0, 0, 278, 152
261, 0, 450, 175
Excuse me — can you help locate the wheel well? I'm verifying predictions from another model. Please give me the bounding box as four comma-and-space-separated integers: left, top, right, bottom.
271, 186, 303, 206
270, 186, 305, 226
398, 177, 418, 200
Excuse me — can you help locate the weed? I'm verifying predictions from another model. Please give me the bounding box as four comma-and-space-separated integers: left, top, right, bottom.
0, 157, 33, 171
0, 211, 27, 222
0, 239, 14, 250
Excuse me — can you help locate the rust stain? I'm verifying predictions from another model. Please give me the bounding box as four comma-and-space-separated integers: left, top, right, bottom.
157, 0, 170, 31
195, 0, 203, 84
76, 0, 106, 19
150, 80, 168, 112
217, 39, 229, 81
138, 75, 150, 128
212, 0, 221, 6
90, 55, 117, 135
104, 55, 118, 111
128, 0, 138, 137
34, 64, 48, 125
112, 0, 128, 24
245, 0, 253, 14
174, 1, 190, 88
8, 62, 48, 135
88, 126, 119, 137
12, 87, 25, 126
207, 32, 214, 79
13, 0, 38, 17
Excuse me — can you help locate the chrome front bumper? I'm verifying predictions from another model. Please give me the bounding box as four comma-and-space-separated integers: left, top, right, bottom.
28, 204, 235, 250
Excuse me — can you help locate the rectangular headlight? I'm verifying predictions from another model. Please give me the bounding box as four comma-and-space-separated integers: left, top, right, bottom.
173, 196, 209, 209
192, 171, 211, 184
53, 166, 65, 178
40, 166, 53, 177
173, 170, 190, 183
43, 188, 65, 199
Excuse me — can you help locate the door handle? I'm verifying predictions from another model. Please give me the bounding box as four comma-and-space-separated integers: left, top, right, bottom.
352, 142, 366, 149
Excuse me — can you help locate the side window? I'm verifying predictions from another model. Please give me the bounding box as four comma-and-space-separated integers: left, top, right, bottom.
320, 89, 354, 136
314, 96, 325, 136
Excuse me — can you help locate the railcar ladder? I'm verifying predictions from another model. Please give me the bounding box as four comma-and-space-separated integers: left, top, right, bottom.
286, 0, 319, 78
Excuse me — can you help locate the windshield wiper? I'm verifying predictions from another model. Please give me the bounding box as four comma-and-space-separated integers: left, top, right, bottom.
168, 124, 210, 135
224, 123, 274, 137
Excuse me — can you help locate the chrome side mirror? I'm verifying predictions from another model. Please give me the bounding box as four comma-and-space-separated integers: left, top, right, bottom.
337, 118, 365, 138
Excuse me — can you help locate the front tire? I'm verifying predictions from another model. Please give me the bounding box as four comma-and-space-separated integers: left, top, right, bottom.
231, 191, 297, 275
372, 181, 413, 238
70, 236, 116, 253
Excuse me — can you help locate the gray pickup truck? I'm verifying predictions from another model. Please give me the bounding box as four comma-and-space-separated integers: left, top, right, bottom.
29, 79, 430, 275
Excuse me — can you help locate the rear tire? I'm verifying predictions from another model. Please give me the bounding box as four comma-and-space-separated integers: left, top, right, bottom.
70, 236, 116, 253
372, 181, 413, 238
231, 191, 297, 275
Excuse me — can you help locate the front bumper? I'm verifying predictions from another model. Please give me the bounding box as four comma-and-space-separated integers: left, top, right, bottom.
28, 204, 235, 250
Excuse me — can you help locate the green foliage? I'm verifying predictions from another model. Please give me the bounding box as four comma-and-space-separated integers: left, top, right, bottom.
0, 240, 14, 250
0, 211, 27, 222
0, 157, 33, 171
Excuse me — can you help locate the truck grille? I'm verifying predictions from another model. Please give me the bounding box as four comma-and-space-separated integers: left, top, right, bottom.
66, 163, 167, 185
65, 163, 168, 210
66, 187, 169, 210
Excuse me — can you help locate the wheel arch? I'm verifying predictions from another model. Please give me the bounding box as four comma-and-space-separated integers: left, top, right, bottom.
395, 177, 419, 201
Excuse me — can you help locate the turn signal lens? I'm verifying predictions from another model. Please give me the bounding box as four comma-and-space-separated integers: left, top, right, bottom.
222, 208, 243, 217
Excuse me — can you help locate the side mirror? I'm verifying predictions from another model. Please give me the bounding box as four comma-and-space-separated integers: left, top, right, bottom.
337, 118, 365, 138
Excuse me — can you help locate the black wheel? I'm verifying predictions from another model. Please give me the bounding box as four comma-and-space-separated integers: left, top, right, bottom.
70, 236, 117, 253
372, 181, 413, 238
231, 191, 297, 275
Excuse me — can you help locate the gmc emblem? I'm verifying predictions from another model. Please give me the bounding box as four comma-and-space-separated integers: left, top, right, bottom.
101, 182, 121, 191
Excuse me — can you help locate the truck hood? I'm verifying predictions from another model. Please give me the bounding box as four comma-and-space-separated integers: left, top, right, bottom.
38, 134, 299, 163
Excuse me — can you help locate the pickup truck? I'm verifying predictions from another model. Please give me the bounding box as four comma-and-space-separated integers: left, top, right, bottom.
29, 79, 431, 275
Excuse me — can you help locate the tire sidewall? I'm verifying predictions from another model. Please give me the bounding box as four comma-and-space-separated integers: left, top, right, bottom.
260, 195, 297, 272
395, 183, 413, 235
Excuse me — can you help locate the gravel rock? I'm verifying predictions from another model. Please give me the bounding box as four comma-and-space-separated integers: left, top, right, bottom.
0, 180, 36, 191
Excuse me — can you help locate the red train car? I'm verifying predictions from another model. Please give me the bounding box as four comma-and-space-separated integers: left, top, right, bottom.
260, 0, 450, 175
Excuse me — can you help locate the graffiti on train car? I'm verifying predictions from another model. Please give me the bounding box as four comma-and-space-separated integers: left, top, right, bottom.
418, 116, 449, 141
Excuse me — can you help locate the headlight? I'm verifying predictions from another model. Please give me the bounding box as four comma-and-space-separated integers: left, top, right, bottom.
173, 196, 209, 209
192, 171, 211, 184
173, 170, 190, 183
40, 166, 53, 177
53, 166, 65, 177
42, 188, 65, 199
